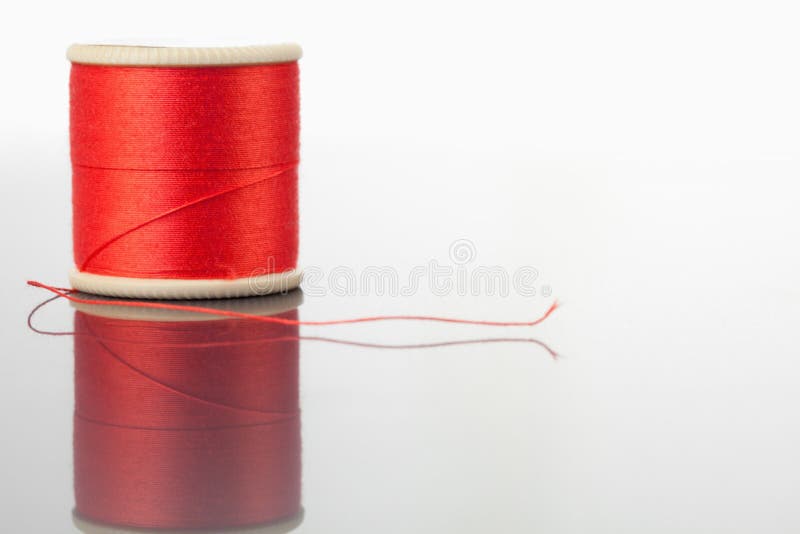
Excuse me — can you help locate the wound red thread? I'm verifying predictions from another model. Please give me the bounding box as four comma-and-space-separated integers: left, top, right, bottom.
70, 63, 299, 280
73, 308, 301, 530
28, 281, 560, 327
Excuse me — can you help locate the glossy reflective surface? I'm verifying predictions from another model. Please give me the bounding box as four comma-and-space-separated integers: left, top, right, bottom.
6, 153, 800, 532
5, 2, 800, 529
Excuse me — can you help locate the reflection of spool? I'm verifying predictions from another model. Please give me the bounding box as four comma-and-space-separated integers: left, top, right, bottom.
71, 292, 303, 532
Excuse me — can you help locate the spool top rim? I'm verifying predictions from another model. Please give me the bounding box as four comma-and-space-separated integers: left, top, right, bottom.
67, 43, 302, 66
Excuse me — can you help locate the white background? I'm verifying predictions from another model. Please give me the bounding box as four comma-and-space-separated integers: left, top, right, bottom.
2, 1, 800, 532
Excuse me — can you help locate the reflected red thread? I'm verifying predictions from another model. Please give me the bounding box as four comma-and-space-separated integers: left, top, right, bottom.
26, 294, 560, 358
73, 309, 301, 530
70, 62, 299, 279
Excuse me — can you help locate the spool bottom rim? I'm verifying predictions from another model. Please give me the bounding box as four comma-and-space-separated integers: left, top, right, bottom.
69, 269, 303, 300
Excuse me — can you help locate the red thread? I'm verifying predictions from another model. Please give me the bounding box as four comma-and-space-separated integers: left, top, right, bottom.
70, 63, 299, 280
73, 308, 301, 530
27, 295, 560, 358
28, 281, 560, 327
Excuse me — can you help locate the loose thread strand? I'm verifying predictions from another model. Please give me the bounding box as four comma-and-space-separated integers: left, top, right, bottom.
27, 280, 560, 327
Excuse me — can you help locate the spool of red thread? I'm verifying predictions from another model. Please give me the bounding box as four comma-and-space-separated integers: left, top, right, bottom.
71, 292, 304, 532
67, 44, 303, 299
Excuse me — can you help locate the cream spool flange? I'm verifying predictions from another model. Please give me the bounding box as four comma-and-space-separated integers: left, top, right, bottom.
67, 43, 303, 299
73, 510, 305, 534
